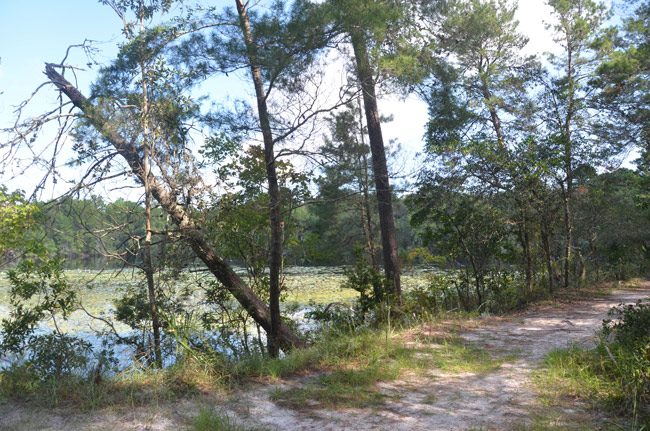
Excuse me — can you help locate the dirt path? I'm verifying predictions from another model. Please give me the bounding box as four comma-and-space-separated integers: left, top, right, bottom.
226, 285, 650, 431
1, 285, 648, 431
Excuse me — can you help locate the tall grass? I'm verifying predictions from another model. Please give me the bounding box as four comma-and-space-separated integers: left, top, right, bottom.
534, 299, 650, 430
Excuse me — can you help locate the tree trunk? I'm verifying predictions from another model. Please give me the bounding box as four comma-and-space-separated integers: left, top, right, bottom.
357, 95, 378, 269
350, 31, 401, 300
139, 42, 163, 368
562, 43, 576, 289
44, 64, 304, 352
142, 136, 162, 367
540, 221, 554, 293
561, 183, 573, 288
518, 213, 533, 293
143, 234, 162, 366
235, 0, 284, 357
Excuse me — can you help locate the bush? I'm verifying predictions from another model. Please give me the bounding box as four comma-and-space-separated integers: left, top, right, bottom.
599, 300, 650, 424
602, 300, 650, 347
27, 332, 92, 380
308, 253, 395, 332
402, 270, 525, 318
305, 302, 357, 333
341, 254, 387, 317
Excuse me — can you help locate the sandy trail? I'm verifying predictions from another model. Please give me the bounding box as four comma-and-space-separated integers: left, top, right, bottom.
227, 286, 650, 431
1, 285, 648, 430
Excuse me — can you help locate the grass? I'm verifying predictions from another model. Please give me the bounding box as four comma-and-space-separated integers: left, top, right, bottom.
261, 329, 506, 409
535, 347, 621, 407
0, 327, 506, 420
532, 346, 649, 430
0, 356, 228, 410
1, 268, 638, 422
193, 408, 264, 431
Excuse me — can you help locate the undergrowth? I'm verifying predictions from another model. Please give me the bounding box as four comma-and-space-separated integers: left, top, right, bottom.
0, 272, 635, 413
534, 299, 650, 430
0, 356, 227, 409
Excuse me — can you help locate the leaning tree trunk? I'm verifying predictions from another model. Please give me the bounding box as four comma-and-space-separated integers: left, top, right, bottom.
44, 64, 304, 352
350, 31, 401, 300
235, 0, 284, 357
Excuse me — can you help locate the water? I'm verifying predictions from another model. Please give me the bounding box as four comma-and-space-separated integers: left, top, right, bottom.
0, 267, 437, 370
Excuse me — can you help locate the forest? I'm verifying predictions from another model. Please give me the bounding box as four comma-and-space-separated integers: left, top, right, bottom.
0, 0, 649, 429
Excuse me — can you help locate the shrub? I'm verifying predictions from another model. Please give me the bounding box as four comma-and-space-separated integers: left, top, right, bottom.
341, 253, 387, 317
402, 270, 525, 318
27, 332, 92, 380
599, 300, 650, 424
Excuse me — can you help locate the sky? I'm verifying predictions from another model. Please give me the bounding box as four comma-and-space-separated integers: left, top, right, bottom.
0, 0, 571, 201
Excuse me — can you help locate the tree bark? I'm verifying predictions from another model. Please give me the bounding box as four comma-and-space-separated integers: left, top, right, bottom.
540, 220, 554, 293
138, 32, 163, 367
357, 95, 378, 269
235, 0, 284, 357
350, 31, 401, 300
561, 184, 573, 288
562, 43, 576, 289
517, 213, 533, 293
44, 64, 304, 352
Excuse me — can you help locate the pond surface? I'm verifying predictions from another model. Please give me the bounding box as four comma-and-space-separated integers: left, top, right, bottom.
0, 266, 435, 368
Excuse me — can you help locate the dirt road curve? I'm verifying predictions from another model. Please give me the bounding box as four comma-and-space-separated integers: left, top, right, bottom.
229, 285, 650, 431
1, 284, 648, 431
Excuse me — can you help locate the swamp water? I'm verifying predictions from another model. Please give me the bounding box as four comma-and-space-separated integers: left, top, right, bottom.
0, 267, 434, 370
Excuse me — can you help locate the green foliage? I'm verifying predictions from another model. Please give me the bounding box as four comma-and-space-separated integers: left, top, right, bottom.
303, 101, 380, 265
603, 300, 650, 348
537, 300, 650, 428
326, 0, 430, 87
342, 251, 387, 317
114, 288, 152, 329
402, 270, 525, 316
206, 144, 309, 275
574, 169, 650, 281
408, 184, 513, 307
600, 300, 650, 423
0, 187, 40, 258
26, 333, 92, 381
1, 255, 77, 354
0, 251, 96, 386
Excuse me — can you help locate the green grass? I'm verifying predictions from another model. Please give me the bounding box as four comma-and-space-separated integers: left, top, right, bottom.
0, 327, 504, 414
269, 367, 392, 409
535, 347, 624, 410
0, 357, 228, 410
193, 408, 264, 431
261, 329, 505, 409
532, 346, 649, 430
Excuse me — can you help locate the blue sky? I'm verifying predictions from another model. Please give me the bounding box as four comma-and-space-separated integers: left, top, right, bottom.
0, 1, 125, 122
0, 0, 601, 200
